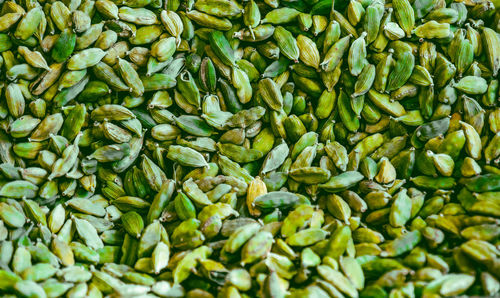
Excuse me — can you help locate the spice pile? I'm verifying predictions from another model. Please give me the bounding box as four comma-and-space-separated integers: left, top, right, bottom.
0, 0, 499, 296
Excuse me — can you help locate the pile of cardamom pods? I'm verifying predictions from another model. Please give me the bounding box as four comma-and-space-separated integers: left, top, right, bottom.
0, 0, 499, 295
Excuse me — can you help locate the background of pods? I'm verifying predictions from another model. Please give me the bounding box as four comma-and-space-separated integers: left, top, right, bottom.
0, 0, 499, 296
